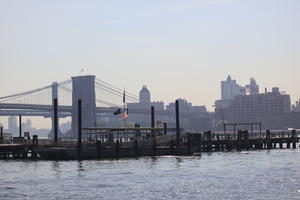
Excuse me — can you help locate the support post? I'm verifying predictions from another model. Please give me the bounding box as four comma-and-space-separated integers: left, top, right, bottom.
292, 130, 296, 149
19, 115, 22, 138
163, 123, 167, 135
170, 139, 174, 155
115, 140, 119, 158
77, 99, 82, 152
151, 106, 155, 128
175, 100, 180, 148
0, 126, 3, 143
134, 139, 138, 157
187, 133, 191, 154
96, 140, 101, 158
152, 137, 157, 156
53, 98, 58, 143
266, 130, 272, 149
151, 106, 155, 137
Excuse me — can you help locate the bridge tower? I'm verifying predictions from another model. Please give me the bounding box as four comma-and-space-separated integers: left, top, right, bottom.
49, 81, 61, 138
71, 75, 97, 138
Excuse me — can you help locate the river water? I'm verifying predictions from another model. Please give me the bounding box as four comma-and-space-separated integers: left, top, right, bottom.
0, 149, 300, 200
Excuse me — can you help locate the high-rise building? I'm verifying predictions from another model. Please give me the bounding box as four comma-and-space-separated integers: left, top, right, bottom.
226, 87, 290, 123
292, 99, 300, 112
246, 78, 259, 95
216, 75, 245, 109
221, 75, 245, 100
8, 116, 18, 135
22, 119, 32, 132
139, 85, 151, 106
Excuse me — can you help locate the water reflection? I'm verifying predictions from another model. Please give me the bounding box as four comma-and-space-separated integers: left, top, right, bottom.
144, 156, 158, 169
77, 160, 84, 172
52, 161, 61, 178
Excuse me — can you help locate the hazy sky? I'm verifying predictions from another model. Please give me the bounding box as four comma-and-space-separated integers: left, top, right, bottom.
0, 0, 299, 128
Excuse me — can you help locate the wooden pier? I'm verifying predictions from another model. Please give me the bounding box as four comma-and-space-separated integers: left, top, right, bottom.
0, 129, 298, 160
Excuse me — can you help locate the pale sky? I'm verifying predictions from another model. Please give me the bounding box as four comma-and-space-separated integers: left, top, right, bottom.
0, 0, 299, 129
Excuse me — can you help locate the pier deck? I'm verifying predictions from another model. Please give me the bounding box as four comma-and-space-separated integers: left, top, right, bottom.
0, 130, 299, 160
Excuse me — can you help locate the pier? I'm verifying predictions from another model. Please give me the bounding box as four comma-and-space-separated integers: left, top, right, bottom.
0, 129, 298, 160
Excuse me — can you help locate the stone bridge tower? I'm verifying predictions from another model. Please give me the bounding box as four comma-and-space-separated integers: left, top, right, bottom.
71, 75, 97, 138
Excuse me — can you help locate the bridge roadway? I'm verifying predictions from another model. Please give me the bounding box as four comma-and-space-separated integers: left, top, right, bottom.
0, 103, 201, 117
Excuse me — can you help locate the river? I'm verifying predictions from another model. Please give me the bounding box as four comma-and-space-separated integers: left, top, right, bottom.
0, 149, 300, 200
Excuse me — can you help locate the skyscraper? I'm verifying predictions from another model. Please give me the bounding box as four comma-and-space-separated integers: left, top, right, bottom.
246, 78, 259, 95
8, 116, 18, 135
221, 75, 245, 100
139, 85, 151, 106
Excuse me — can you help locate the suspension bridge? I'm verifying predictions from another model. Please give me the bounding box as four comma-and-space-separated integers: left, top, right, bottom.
0, 75, 181, 138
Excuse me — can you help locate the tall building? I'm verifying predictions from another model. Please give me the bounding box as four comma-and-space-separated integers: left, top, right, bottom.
226, 87, 290, 123
22, 119, 32, 132
151, 101, 164, 110
216, 75, 245, 109
8, 116, 18, 135
221, 75, 245, 100
166, 99, 192, 112
139, 85, 151, 106
246, 78, 259, 95
292, 99, 300, 112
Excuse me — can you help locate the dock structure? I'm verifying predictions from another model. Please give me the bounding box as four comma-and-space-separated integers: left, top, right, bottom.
0, 128, 298, 160
0, 99, 298, 160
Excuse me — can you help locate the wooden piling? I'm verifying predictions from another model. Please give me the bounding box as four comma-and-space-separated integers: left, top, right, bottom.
19, 115, 22, 138
187, 134, 191, 154
152, 138, 157, 156
198, 134, 202, 152
170, 139, 174, 155
115, 140, 120, 158
53, 98, 58, 143
163, 123, 167, 135
151, 106, 155, 128
0, 126, 3, 143
134, 139, 138, 157
279, 142, 283, 149
266, 130, 272, 149
77, 99, 82, 151
96, 140, 101, 158
292, 130, 296, 149
175, 100, 180, 148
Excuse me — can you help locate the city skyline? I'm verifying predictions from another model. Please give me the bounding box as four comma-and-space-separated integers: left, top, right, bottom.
0, 74, 298, 130
1, 0, 299, 129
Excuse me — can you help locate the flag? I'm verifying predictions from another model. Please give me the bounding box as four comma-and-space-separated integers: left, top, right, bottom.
123, 89, 125, 103
122, 110, 128, 119
113, 108, 121, 116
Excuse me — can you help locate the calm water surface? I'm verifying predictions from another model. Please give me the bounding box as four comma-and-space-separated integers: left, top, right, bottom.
1, 149, 300, 200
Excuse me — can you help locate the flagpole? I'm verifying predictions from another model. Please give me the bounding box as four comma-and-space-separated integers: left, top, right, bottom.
123, 88, 126, 127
